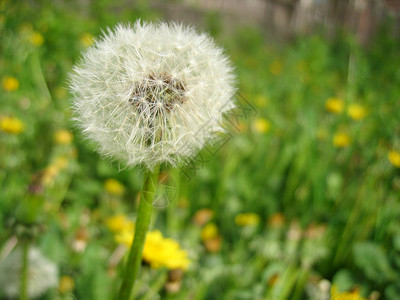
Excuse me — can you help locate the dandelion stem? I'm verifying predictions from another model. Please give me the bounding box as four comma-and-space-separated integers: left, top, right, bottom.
20, 242, 29, 300
118, 166, 160, 299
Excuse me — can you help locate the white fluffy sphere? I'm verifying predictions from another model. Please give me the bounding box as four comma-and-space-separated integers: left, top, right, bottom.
0, 247, 58, 298
69, 21, 236, 169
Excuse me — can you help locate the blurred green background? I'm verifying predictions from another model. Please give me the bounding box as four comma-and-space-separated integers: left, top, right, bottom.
1, 0, 400, 299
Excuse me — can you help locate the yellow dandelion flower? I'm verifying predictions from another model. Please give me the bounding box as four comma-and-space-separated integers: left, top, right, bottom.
106, 214, 134, 234
116, 230, 190, 270
201, 223, 218, 241
253, 118, 271, 133
0, 117, 24, 134
54, 129, 73, 145
333, 132, 351, 148
388, 150, 400, 168
348, 104, 367, 120
104, 178, 125, 196
28, 31, 44, 46
235, 213, 260, 227
331, 285, 366, 300
80, 33, 94, 47
2, 76, 19, 92
58, 275, 74, 294
143, 231, 190, 270
269, 60, 283, 76
325, 97, 344, 114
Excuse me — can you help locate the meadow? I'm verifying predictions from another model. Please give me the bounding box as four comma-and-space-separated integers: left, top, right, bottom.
1, 1, 400, 299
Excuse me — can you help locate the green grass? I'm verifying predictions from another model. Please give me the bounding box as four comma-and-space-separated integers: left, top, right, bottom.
1, 1, 400, 299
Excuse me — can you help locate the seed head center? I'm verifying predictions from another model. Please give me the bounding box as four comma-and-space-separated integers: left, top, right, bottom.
129, 73, 186, 114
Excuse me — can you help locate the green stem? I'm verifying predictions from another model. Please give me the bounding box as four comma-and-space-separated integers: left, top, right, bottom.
20, 242, 29, 300
118, 166, 160, 300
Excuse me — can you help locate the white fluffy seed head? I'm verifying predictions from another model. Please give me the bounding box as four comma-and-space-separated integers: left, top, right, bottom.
69, 21, 236, 169
0, 247, 58, 298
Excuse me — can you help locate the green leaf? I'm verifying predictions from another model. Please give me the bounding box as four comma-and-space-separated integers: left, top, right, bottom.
353, 242, 396, 284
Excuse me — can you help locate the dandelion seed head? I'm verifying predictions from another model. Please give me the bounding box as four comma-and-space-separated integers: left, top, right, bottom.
0, 247, 58, 298
69, 21, 236, 169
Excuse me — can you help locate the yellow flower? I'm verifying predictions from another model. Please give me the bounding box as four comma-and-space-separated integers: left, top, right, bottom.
117, 230, 190, 270
348, 104, 367, 120
388, 150, 400, 168
0, 117, 24, 134
58, 275, 74, 294
2, 76, 19, 92
201, 223, 218, 241
144, 231, 190, 270
106, 214, 134, 234
235, 213, 260, 226
54, 129, 73, 145
333, 132, 351, 148
28, 31, 44, 46
325, 97, 344, 114
104, 178, 125, 196
80, 33, 94, 47
269, 60, 283, 76
253, 118, 271, 133
331, 285, 366, 300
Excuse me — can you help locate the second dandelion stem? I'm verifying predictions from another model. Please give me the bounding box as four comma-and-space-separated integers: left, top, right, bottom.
20, 242, 29, 300
118, 166, 160, 300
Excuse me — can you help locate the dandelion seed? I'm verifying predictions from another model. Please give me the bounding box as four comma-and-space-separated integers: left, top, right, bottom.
69, 21, 236, 169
